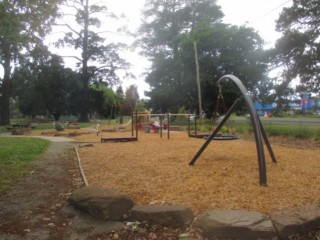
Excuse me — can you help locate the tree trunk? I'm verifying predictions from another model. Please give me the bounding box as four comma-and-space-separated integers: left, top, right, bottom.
0, 83, 11, 126
78, 0, 90, 122
0, 46, 12, 126
78, 82, 89, 122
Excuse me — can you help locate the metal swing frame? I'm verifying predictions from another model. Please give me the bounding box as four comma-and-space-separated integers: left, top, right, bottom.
210, 84, 239, 140
189, 75, 277, 186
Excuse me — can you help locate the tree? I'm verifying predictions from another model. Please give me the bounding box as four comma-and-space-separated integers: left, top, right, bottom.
136, 0, 224, 113
12, 55, 81, 120
125, 85, 140, 109
274, 0, 320, 93
36, 55, 81, 120
11, 66, 47, 118
56, 0, 129, 122
89, 83, 117, 118
137, 0, 268, 115
0, 0, 63, 125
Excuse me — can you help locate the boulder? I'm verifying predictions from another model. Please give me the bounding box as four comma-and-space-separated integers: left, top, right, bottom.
192, 209, 276, 240
270, 204, 320, 239
130, 204, 194, 227
69, 186, 134, 221
54, 122, 65, 131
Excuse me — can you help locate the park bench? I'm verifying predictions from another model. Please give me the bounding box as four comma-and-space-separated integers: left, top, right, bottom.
11, 122, 31, 128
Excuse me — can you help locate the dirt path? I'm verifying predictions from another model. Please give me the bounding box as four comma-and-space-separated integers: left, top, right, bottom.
0, 140, 123, 240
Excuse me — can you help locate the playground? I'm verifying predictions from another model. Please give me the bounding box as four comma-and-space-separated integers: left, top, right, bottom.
48, 127, 320, 215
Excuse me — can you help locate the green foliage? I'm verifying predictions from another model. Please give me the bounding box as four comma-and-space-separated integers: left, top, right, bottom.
0, 137, 50, 193
89, 83, 117, 118
135, 102, 146, 112
137, 0, 268, 115
274, 0, 320, 92
0, 0, 63, 125
12, 55, 82, 120
57, 0, 130, 122
11, 66, 47, 117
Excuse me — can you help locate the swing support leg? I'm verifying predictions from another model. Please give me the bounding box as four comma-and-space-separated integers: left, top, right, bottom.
258, 117, 277, 163
189, 98, 241, 166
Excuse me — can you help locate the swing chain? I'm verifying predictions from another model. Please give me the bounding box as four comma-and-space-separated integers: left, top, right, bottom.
218, 84, 223, 97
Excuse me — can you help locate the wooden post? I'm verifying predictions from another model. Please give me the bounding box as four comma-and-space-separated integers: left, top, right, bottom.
194, 41, 202, 117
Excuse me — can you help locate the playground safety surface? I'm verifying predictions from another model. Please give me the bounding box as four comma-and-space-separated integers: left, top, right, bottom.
57, 128, 320, 216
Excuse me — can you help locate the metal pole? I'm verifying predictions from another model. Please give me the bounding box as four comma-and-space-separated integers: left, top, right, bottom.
160, 117, 163, 138
195, 116, 197, 136
188, 115, 191, 136
217, 75, 269, 186
189, 98, 241, 166
258, 118, 277, 163
131, 112, 134, 137
167, 113, 170, 140
194, 42, 202, 116
135, 111, 138, 140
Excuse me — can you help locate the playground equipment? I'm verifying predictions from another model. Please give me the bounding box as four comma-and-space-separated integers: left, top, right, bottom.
188, 117, 239, 140
137, 113, 195, 139
189, 75, 277, 186
101, 111, 138, 142
109, 104, 133, 125
188, 85, 239, 140
211, 84, 239, 140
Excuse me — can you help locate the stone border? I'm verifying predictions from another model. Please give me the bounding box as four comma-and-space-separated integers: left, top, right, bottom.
74, 144, 320, 239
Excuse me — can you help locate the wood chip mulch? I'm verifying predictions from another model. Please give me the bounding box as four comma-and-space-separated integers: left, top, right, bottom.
65, 129, 320, 215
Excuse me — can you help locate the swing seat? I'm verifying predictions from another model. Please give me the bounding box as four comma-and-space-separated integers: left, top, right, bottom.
212, 135, 239, 140
205, 135, 239, 141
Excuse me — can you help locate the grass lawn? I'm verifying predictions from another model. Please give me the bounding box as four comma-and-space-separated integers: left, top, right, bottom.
0, 137, 51, 193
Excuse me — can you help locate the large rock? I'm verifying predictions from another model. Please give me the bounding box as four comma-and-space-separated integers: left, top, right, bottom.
69, 186, 134, 220
192, 209, 276, 240
270, 204, 320, 239
130, 204, 194, 227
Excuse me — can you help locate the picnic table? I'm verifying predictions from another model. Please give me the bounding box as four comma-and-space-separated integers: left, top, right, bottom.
9, 122, 31, 135
11, 122, 31, 128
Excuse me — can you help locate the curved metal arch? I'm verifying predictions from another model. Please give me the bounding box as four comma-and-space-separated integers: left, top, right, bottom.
189, 74, 277, 186
218, 75, 268, 185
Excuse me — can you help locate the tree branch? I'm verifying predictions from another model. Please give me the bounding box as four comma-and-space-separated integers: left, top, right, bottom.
54, 23, 82, 38
60, 55, 82, 61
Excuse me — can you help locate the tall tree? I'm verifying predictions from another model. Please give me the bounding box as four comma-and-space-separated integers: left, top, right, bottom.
11, 66, 47, 118
136, 0, 224, 113
57, 0, 129, 122
125, 85, 140, 109
136, 0, 268, 115
89, 83, 117, 118
274, 0, 320, 93
0, 0, 62, 125
12, 55, 81, 120
36, 55, 81, 120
